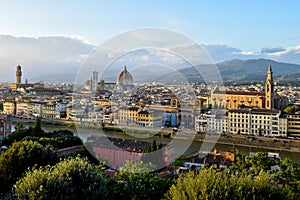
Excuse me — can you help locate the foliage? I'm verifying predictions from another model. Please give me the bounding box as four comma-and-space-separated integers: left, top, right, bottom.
107, 160, 171, 200
0, 140, 57, 195
283, 105, 300, 114
59, 145, 101, 165
5, 123, 32, 145
32, 117, 43, 136
166, 168, 288, 200
280, 158, 300, 199
142, 140, 164, 168
6, 125, 80, 148
66, 123, 76, 129
14, 157, 107, 200
231, 152, 279, 173
22, 135, 82, 149
46, 129, 74, 138
102, 126, 123, 132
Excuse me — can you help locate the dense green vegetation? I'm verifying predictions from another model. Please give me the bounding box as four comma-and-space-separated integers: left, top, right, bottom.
0, 140, 57, 194
0, 119, 299, 199
106, 161, 171, 200
14, 157, 107, 200
166, 169, 287, 200
0, 119, 86, 196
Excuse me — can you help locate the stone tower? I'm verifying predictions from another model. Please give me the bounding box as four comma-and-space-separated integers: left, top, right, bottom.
265, 64, 274, 110
91, 71, 98, 94
16, 65, 22, 84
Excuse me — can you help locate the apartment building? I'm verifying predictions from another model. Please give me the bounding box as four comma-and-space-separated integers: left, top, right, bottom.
228, 109, 287, 137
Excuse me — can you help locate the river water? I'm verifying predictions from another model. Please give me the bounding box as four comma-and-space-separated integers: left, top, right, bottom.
74, 128, 300, 163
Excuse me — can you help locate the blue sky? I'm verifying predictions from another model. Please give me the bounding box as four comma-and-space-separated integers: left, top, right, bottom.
1, 1, 299, 51
0, 1, 300, 82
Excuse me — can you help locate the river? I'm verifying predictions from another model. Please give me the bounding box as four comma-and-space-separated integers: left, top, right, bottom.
72, 128, 300, 163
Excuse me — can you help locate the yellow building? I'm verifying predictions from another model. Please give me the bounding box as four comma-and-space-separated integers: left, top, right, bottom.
93, 99, 111, 107
118, 107, 139, 125
3, 101, 16, 115
16, 101, 32, 117
287, 114, 300, 137
117, 106, 161, 127
212, 65, 288, 110
137, 110, 161, 127
212, 90, 265, 109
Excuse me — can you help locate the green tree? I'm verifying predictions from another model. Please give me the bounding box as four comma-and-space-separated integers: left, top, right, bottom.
166, 168, 288, 200
5, 122, 30, 145
0, 140, 57, 194
14, 157, 107, 200
107, 160, 171, 200
15, 121, 26, 132
280, 158, 300, 199
32, 117, 44, 136
142, 140, 164, 168
230, 154, 249, 172
247, 152, 276, 172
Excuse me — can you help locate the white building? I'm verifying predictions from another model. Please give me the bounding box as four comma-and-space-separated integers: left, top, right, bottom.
195, 108, 287, 137
16, 101, 32, 117
195, 112, 227, 133
228, 108, 287, 137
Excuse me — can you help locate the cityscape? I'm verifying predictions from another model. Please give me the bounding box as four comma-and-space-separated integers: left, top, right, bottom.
1, 1, 300, 200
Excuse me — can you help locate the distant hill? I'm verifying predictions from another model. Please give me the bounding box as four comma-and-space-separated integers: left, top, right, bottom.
217, 58, 300, 82
32, 59, 300, 84
161, 59, 300, 83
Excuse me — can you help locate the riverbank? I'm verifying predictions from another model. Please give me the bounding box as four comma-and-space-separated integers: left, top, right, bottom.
191, 132, 300, 153
16, 118, 300, 154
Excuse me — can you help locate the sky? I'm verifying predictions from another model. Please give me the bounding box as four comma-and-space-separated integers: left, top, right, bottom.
0, 1, 300, 82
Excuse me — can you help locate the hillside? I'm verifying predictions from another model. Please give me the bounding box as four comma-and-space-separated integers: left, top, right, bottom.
162, 59, 300, 83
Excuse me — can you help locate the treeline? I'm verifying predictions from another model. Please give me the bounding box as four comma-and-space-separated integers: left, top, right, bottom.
12, 155, 300, 200
0, 118, 299, 199
0, 119, 86, 195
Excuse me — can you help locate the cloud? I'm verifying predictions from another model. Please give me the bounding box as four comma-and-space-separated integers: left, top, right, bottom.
237, 51, 258, 55
0, 35, 95, 82
202, 44, 300, 64
261, 47, 285, 54
0, 34, 299, 83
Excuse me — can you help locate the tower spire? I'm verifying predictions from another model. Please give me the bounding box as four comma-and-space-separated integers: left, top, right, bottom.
268, 64, 272, 72
265, 64, 274, 109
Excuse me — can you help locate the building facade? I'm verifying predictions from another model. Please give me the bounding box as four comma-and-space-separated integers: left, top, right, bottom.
0, 118, 12, 140
287, 114, 300, 137
91, 136, 174, 169
227, 109, 287, 137
211, 66, 288, 110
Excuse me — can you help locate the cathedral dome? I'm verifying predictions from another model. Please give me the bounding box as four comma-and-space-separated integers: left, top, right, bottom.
116, 65, 133, 86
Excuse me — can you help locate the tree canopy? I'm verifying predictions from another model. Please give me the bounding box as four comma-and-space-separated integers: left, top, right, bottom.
166, 168, 288, 200
14, 157, 107, 200
0, 140, 57, 194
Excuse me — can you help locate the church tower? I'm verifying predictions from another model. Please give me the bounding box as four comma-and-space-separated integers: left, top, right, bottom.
16, 64, 22, 84
265, 64, 274, 109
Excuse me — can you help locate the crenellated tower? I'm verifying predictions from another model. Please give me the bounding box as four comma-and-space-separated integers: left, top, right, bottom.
16, 64, 22, 84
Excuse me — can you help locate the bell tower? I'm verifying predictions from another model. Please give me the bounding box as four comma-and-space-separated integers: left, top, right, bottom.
16, 64, 22, 84
265, 64, 274, 109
